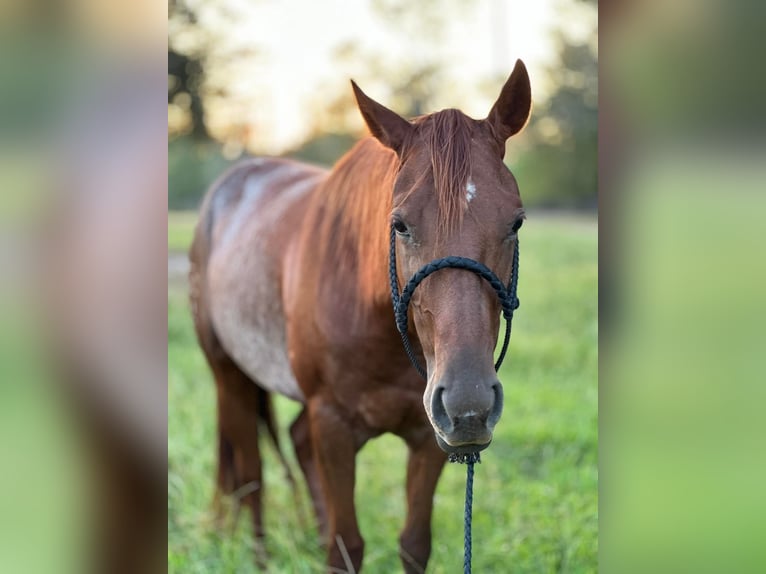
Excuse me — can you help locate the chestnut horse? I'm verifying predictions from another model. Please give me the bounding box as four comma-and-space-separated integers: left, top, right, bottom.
189, 59, 531, 572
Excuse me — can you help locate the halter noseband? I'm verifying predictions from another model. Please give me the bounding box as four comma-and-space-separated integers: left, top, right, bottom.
388, 225, 521, 380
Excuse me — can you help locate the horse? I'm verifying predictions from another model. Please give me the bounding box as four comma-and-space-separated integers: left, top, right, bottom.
189, 59, 531, 572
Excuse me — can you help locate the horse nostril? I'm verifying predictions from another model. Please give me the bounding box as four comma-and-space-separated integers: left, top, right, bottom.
430, 386, 453, 434
487, 383, 504, 427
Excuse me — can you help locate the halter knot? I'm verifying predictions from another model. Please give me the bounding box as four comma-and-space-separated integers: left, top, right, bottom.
502, 295, 520, 320
448, 452, 482, 465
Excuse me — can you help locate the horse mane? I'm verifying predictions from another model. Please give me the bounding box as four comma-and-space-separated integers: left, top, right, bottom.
308, 108, 475, 311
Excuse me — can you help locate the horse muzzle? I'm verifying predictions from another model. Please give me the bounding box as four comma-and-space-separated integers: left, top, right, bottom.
428, 381, 503, 454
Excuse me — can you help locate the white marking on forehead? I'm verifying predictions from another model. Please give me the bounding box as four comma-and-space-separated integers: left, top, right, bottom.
466, 179, 477, 203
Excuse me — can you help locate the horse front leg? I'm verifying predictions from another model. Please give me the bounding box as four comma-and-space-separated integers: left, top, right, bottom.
399, 431, 448, 573
308, 395, 366, 572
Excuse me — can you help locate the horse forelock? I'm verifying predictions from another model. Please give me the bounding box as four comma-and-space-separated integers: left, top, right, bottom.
412, 108, 474, 238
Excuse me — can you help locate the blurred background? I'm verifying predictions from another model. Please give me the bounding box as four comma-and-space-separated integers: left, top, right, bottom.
168, 0, 597, 211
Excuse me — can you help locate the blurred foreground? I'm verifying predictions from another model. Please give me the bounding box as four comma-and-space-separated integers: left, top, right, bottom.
0, 1, 166, 572
602, 1, 766, 572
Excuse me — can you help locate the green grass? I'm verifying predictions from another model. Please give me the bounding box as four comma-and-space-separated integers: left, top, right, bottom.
168, 211, 199, 253
168, 213, 598, 573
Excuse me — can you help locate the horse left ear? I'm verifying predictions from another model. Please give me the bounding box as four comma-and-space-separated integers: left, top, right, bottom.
351, 80, 412, 155
485, 59, 532, 154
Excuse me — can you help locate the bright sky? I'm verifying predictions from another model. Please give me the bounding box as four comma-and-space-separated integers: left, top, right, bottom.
180, 0, 596, 153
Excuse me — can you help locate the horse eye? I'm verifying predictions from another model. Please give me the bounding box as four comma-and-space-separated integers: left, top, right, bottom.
393, 218, 410, 236
511, 218, 524, 233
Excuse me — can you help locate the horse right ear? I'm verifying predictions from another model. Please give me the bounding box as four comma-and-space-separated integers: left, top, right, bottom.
485, 59, 532, 154
351, 80, 412, 154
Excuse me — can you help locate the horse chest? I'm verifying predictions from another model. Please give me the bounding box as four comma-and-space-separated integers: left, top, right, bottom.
357, 386, 424, 433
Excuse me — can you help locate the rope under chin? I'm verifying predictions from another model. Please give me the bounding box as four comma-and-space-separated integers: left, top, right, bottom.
389, 226, 521, 574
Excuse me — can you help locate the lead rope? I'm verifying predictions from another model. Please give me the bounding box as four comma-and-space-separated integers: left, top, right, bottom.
449, 451, 480, 573
465, 459, 475, 573
389, 226, 521, 574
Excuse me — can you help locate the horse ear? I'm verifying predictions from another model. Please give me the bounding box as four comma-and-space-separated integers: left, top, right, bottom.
485, 59, 532, 152
351, 80, 412, 154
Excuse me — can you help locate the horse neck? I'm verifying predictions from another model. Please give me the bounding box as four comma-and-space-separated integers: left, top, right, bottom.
307, 138, 397, 317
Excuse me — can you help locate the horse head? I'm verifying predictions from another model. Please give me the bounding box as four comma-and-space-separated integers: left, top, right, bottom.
352, 60, 531, 454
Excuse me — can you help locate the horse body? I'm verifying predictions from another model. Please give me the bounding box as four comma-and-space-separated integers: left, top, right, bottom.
192, 147, 437, 569
204, 157, 325, 402
190, 60, 532, 572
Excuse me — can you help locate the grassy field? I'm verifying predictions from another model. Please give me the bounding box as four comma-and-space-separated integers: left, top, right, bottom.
168, 212, 598, 573
168, 211, 199, 253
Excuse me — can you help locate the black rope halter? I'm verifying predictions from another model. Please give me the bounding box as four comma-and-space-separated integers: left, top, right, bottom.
388, 224, 521, 574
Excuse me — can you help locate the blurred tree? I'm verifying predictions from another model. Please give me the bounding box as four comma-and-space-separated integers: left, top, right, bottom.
168, 47, 207, 140
168, 0, 261, 146
369, 0, 478, 114
284, 132, 358, 167
312, 45, 448, 137
296, 0, 476, 167
168, 0, 260, 208
168, 0, 207, 139
518, 0, 597, 208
